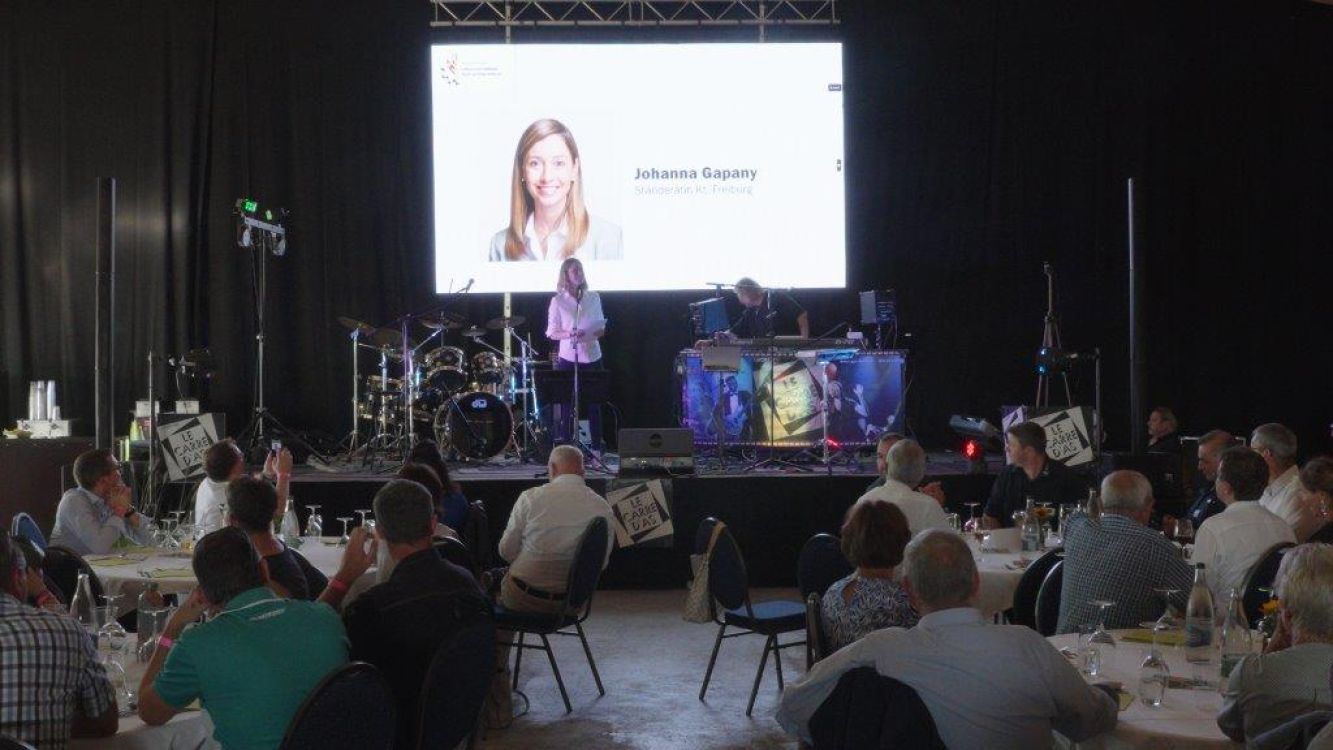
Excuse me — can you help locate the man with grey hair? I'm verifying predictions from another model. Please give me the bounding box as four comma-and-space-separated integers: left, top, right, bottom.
497, 445, 614, 614
1057, 470, 1194, 634
777, 530, 1118, 748
1252, 423, 1307, 533
1218, 543, 1333, 742
854, 439, 951, 536
1165, 429, 1235, 533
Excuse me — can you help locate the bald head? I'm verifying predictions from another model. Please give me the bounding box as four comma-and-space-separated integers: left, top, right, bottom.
902, 530, 979, 613
548, 445, 585, 478
1100, 469, 1154, 523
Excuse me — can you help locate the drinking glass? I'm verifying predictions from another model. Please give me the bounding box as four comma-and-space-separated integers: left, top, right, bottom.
1139, 623, 1171, 708
305, 505, 323, 538
945, 513, 961, 533
1152, 588, 1182, 632
1011, 510, 1027, 528
1088, 600, 1118, 649
964, 502, 981, 532
355, 509, 371, 528
101, 655, 134, 714
96, 604, 129, 662
136, 607, 170, 664
1174, 519, 1195, 545
1078, 624, 1103, 677
337, 517, 353, 546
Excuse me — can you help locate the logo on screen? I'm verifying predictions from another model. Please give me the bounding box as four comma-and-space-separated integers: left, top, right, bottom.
440, 52, 461, 86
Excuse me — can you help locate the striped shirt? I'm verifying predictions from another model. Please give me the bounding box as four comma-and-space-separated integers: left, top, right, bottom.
1057, 511, 1194, 634
0, 593, 115, 750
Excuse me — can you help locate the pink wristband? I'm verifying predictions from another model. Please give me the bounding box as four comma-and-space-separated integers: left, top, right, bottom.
327, 577, 350, 595
157, 635, 174, 651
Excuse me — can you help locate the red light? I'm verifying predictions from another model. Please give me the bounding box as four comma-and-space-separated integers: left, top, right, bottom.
826, 437, 842, 450
963, 439, 982, 461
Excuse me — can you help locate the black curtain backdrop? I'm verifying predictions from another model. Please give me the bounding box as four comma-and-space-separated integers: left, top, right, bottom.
2, 0, 1331, 457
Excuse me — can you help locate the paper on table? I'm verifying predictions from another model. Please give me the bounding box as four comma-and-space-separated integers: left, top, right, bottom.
1118, 628, 1185, 646
85, 555, 149, 565
144, 568, 194, 579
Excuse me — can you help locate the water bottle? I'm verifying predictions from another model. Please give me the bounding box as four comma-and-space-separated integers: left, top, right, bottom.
136, 583, 165, 647
1219, 587, 1253, 687
69, 572, 98, 639
1021, 497, 1042, 552
1185, 563, 1215, 664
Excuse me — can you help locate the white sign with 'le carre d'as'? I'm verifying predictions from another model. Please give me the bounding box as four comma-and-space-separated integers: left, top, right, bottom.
607, 479, 674, 548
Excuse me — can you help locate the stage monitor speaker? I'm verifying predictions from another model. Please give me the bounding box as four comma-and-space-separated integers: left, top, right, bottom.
859, 289, 897, 325
618, 428, 694, 476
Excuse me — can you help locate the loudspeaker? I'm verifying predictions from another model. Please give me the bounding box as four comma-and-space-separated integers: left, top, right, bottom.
618, 428, 694, 476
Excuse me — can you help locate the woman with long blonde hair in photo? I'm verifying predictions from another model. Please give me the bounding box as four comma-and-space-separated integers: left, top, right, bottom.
488, 118, 623, 262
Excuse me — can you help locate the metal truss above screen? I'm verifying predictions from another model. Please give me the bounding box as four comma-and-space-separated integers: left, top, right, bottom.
429, 1, 840, 28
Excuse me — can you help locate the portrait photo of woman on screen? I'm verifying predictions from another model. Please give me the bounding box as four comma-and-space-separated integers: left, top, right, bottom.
489, 118, 623, 262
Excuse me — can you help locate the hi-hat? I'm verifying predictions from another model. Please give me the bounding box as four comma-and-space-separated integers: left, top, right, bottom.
420, 311, 467, 330
485, 315, 526, 331
462, 326, 486, 338
338, 316, 406, 349
337, 316, 377, 336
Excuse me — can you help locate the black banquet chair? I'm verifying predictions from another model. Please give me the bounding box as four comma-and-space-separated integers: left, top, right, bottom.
1008, 547, 1063, 630
494, 516, 610, 713
797, 533, 853, 600
10, 512, 48, 552
1034, 559, 1064, 637
0, 735, 39, 750
41, 545, 105, 606
279, 662, 395, 750
1242, 541, 1295, 627
416, 611, 497, 750
805, 592, 830, 668
434, 536, 478, 580
808, 666, 946, 749
696, 517, 806, 717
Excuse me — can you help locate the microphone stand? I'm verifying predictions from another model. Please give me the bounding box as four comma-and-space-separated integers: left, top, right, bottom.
567, 290, 608, 473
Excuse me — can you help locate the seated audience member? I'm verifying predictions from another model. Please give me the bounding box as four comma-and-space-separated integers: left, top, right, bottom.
497, 445, 615, 615
777, 530, 1118, 748
226, 476, 328, 600
138, 527, 349, 749
1057, 470, 1194, 634
1218, 543, 1333, 742
50, 449, 153, 555
1253, 423, 1307, 532
984, 421, 1089, 529
397, 463, 460, 538
864, 432, 905, 492
1165, 429, 1233, 533
196, 439, 293, 534
821, 501, 918, 651
1, 534, 119, 748
1192, 448, 1295, 605
1146, 407, 1182, 453
10, 535, 64, 612
1299, 458, 1333, 543
408, 439, 470, 531
855, 439, 950, 536
339, 479, 491, 749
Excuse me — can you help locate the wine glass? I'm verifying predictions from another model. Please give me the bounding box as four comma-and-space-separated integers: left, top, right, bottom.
1152, 588, 1181, 632
964, 502, 981, 532
355, 509, 371, 528
96, 604, 129, 662
1174, 518, 1195, 545
337, 517, 353, 546
1139, 624, 1171, 708
1088, 600, 1118, 648
305, 505, 323, 538
945, 513, 961, 533
101, 655, 134, 715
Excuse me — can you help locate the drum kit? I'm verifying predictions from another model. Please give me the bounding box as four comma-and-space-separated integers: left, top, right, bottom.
338, 310, 544, 464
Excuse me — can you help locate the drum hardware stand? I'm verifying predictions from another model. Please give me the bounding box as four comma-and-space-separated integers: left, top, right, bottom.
338, 328, 364, 456
234, 205, 327, 465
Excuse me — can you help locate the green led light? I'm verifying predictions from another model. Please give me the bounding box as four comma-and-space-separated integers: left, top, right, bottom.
243, 199, 258, 213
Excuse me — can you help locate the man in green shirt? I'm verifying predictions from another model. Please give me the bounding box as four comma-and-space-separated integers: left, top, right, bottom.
136, 527, 356, 749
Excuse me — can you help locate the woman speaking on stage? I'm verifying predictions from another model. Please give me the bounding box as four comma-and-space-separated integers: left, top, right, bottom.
546, 258, 606, 448
489, 118, 623, 262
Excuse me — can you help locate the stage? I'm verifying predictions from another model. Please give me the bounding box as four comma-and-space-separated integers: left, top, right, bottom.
160, 451, 1003, 588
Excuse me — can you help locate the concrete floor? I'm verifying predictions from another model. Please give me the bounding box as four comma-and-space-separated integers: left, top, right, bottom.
477, 589, 806, 750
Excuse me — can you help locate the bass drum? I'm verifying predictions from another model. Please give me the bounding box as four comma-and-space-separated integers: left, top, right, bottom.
434, 391, 513, 460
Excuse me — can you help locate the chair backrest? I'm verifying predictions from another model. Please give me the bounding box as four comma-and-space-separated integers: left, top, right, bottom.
461, 500, 491, 572
808, 666, 946, 749
0, 735, 39, 750
10, 513, 47, 552
797, 533, 853, 599
1243, 541, 1296, 625
416, 610, 497, 750
433, 536, 477, 579
1009, 547, 1064, 631
279, 662, 395, 750
805, 592, 829, 667
706, 524, 751, 613
563, 516, 610, 616
41, 546, 105, 606
1034, 559, 1064, 637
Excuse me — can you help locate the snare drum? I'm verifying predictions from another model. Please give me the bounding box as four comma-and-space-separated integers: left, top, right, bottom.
471, 352, 507, 385
423, 346, 468, 393
434, 391, 513, 460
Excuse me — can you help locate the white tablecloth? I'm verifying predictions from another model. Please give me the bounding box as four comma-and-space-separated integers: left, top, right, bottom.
70, 711, 217, 750
88, 540, 346, 614
970, 527, 1037, 618
1047, 631, 1242, 749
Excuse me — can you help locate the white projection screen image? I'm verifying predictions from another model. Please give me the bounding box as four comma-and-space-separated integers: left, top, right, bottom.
430, 43, 846, 294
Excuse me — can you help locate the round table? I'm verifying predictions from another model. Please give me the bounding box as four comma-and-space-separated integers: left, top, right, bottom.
1047, 630, 1242, 749
969, 527, 1043, 619
86, 540, 346, 615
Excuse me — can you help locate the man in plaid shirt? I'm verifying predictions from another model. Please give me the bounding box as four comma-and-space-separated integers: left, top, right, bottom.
0, 534, 118, 749
1057, 470, 1194, 634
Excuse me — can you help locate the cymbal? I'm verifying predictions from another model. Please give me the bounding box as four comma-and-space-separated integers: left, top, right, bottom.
420, 311, 467, 330
370, 329, 415, 350
485, 315, 526, 331
337, 316, 378, 336
462, 326, 487, 339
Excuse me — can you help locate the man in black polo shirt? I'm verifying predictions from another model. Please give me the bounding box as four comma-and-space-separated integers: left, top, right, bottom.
340, 480, 492, 749
983, 421, 1089, 528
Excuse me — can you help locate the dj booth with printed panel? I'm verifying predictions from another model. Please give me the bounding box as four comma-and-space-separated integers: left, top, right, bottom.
676, 345, 907, 448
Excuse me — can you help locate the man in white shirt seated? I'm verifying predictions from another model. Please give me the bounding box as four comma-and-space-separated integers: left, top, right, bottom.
1193, 447, 1295, 605
497, 445, 614, 614
194, 439, 292, 535
50, 449, 154, 555
1253, 423, 1309, 535
776, 529, 1118, 749
855, 439, 950, 536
